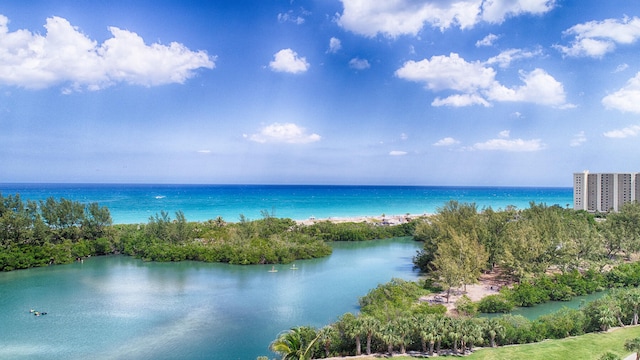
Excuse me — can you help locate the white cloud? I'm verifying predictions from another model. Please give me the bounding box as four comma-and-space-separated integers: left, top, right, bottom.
485, 68, 571, 107
480, 0, 556, 24
328, 37, 342, 53
396, 53, 496, 92
485, 47, 543, 68
400, 133, 408, 140
278, 10, 306, 25
476, 33, 500, 47
602, 72, 640, 113
433, 137, 460, 146
555, 16, 640, 58
389, 150, 407, 156
245, 123, 321, 144
269, 48, 310, 74
197, 150, 212, 154
471, 131, 545, 151
0, 15, 214, 91
614, 63, 629, 73
473, 138, 546, 151
337, 0, 555, 37
349, 57, 371, 70
396, 53, 570, 108
432, 93, 491, 107
570, 131, 586, 146
603, 125, 640, 138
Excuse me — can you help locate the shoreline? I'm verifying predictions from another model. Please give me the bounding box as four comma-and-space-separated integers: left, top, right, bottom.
294, 213, 429, 226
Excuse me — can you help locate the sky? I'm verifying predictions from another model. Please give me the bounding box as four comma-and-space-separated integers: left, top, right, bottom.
1, 0, 640, 187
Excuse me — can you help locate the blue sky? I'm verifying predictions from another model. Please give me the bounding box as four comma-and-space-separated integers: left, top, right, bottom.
1, 0, 640, 186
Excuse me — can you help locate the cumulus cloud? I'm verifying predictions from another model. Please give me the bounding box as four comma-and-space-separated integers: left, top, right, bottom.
603, 125, 640, 138
328, 37, 342, 53
245, 123, 321, 144
349, 57, 371, 70
485, 47, 543, 68
396, 53, 496, 92
389, 150, 407, 156
602, 72, 640, 113
337, 0, 556, 37
433, 137, 460, 146
485, 68, 571, 107
555, 16, 640, 58
570, 131, 586, 146
269, 49, 310, 74
396, 53, 570, 108
476, 33, 500, 47
0, 15, 214, 91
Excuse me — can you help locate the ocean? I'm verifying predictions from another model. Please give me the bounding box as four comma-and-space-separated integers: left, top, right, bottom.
0, 183, 573, 225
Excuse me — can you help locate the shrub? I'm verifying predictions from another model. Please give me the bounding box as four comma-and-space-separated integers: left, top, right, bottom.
477, 294, 514, 313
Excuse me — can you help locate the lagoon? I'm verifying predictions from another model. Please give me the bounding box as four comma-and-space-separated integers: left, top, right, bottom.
0, 238, 421, 360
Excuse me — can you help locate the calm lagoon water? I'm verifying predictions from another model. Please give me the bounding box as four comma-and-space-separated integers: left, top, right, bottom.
490, 291, 607, 320
0, 238, 421, 360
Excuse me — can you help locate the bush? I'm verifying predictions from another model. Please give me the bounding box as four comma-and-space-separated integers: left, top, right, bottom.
506, 281, 551, 307
477, 294, 514, 313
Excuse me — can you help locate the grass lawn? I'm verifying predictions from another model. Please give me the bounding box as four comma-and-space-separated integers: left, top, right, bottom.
465, 325, 640, 360
341, 325, 640, 360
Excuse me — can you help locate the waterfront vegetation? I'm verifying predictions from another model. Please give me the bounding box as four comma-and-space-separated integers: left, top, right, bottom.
4, 191, 640, 359
269, 200, 640, 359
0, 194, 415, 270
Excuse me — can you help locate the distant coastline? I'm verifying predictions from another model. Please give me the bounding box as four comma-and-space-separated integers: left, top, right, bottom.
0, 183, 573, 225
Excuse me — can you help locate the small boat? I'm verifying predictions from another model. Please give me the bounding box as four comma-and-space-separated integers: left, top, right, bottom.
268, 266, 278, 273
290, 264, 298, 270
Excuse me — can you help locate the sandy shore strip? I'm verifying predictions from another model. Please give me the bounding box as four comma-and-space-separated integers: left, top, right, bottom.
295, 213, 430, 226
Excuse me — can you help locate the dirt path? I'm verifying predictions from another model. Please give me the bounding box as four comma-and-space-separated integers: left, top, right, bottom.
419, 270, 511, 313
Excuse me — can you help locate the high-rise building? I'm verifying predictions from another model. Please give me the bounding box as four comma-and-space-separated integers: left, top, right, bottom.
573, 171, 639, 212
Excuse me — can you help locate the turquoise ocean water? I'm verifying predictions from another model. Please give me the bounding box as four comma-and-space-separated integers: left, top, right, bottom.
0, 184, 573, 224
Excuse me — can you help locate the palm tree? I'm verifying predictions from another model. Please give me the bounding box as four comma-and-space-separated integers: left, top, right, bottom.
598, 305, 618, 331
338, 313, 363, 355
434, 315, 448, 355
270, 326, 318, 360
484, 317, 505, 347
448, 318, 463, 355
380, 322, 400, 356
461, 318, 483, 354
394, 317, 414, 354
625, 337, 640, 360
317, 325, 337, 358
416, 314, 437, 355
360, 315, 380, 355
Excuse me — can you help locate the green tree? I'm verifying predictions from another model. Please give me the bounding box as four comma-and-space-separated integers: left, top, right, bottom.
483, 317, 505, 347
431, 229, 488, 301
316, 325, 337, 358
360, 315, 380, 355
625, 337, 640, 360
270, 326, 318, 360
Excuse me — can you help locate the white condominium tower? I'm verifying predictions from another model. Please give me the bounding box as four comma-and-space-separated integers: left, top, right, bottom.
573, 171, 640, 212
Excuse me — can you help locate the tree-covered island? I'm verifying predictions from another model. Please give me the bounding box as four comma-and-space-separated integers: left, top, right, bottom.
0, 193, 415, 270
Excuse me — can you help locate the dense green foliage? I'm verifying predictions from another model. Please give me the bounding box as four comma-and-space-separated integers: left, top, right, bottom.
0, 194, 112, 271
269, 276, 640, 359
270, 201, 640, 358
413, 201, 640, 297
0, 193, 416, 270
299, 219, 415, 242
